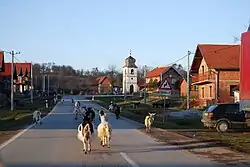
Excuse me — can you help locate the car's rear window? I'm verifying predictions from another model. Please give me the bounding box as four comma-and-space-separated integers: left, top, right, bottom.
205, 105, 217, 112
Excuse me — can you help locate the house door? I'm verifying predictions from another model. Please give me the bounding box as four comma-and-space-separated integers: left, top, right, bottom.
129, 85, 134, 94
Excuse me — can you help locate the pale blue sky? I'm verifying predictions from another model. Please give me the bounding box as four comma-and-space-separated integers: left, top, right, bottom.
0, 0, 249, 71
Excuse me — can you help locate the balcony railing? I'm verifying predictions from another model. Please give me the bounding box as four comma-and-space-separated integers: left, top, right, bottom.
192, 71, 216, 83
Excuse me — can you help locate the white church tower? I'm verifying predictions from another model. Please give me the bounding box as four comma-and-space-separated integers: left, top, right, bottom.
123, 50, 138, 94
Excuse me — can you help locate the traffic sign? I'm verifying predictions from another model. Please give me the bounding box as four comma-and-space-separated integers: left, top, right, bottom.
159, 79, 172, 90
159, 79, 172, 95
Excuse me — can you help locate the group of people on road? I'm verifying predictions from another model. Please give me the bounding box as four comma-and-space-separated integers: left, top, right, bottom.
72, 99, 121, 134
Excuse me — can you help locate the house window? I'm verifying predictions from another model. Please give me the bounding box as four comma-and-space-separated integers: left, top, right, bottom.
194, 85, 198, 91
230, 85, 238, 96
131, 69, 134, 75
171, 78, 176, 84
201, 66, 205, 75
131, 78, 133, 80
202, 87, 204, 98
209, 86, 212, 97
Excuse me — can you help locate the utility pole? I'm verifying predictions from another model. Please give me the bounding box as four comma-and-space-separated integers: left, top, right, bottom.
4, 50, 21, 111
43, 75, 46, 92
30, 62, 33, 103
124, 70, 126, 101
144, 65, 147, 104
47, 75, 49, 96
187, 51, 191, 110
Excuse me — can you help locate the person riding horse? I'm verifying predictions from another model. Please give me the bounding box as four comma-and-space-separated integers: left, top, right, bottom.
85, 107, 96, 122
99, 110, 105, 121
114, 105, 120, 119
82, 115, 94, 134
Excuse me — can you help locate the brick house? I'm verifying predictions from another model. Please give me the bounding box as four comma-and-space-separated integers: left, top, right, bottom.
0, 62, 31, 93
0, 51, 5, 92
96, 76, 112, 94
0, 51, 4, 72
146, 66, 183, 96
190, 44, 240, 106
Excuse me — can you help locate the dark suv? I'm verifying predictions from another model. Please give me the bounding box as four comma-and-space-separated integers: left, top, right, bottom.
201, 103, 250, 132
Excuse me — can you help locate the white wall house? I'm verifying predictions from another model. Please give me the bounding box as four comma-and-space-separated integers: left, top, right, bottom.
122, 51, 138, 94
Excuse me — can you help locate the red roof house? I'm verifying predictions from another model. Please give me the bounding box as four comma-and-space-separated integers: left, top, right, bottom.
0, 51, 4, 72
190, 44, 240, 106
96, 76, 111, 94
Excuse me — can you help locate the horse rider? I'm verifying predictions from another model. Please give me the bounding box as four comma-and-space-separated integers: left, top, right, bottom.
109, 101, 114, 112
82, 115, 94, 134
99, 110, 106, 122
74, 100, 80, 109
85, 107, 96, 122
114, 105, 120, 119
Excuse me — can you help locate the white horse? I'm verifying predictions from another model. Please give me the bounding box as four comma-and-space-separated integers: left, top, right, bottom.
97, 114, 112, 148
144, 112, 156, 133
33, 110, 42, 124
77, 123, 92, 154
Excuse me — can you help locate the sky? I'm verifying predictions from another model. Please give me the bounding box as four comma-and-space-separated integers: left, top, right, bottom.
0, 0, 249, 71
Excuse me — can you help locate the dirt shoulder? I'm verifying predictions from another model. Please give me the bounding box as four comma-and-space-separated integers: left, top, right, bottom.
139, 127, 250, 166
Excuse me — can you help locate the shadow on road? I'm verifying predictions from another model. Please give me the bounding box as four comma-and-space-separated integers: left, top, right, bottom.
4, 163, 228, 167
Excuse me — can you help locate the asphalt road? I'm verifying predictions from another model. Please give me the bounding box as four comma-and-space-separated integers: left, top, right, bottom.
0, 96, 223, 167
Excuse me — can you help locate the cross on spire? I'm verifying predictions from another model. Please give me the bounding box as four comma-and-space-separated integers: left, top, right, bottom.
129, 49, 132, 56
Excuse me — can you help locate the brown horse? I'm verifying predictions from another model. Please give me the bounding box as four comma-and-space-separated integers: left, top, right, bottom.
77, 123, 92, 154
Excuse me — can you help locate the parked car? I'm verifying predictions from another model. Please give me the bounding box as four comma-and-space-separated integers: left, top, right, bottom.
201, 103, 250, 132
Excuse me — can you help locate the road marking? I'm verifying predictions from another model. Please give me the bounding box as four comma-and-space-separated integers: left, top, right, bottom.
120, 152, 140, 167
0, 105, 57, 150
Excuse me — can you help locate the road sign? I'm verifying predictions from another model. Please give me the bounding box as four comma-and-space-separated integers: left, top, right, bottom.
159, 79, 172, 95
159, 79, 172, 90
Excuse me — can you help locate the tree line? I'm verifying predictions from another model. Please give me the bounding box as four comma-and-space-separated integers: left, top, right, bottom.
32, 62, 153, 93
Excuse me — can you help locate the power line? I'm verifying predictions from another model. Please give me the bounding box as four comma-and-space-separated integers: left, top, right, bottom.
165, 54, 188, 66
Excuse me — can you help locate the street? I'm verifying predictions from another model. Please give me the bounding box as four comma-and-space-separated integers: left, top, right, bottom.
0, 96, 223, 167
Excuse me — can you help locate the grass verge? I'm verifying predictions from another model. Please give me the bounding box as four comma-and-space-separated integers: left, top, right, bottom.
0, 96, 56, 145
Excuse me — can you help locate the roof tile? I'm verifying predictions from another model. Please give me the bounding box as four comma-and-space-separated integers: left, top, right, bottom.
191, 44, 240, 72
199, 44, 240, 69
0, 63, 31, 76
146, 66, 170, 78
